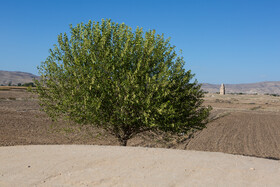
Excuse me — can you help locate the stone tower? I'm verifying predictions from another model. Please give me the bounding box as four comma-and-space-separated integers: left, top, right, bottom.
220, 83, 225, 95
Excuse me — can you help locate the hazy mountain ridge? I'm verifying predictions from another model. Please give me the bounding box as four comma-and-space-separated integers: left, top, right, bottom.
0, 70, 38, 86
202, 82, 280, 95
1, 70, 279, 95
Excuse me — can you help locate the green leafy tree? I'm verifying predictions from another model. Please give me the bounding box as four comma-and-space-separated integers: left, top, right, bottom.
23, 82, 35, 87
34, 19, 211, 146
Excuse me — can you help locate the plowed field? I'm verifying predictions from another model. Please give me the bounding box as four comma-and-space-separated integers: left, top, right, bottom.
1, 88, 280, 160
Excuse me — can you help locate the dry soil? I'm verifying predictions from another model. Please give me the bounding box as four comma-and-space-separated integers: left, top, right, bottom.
1, 89, 280, 160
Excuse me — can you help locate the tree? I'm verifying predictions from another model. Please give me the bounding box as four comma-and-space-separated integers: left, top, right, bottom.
34, 19, 211, 146
23, 82, 35, 87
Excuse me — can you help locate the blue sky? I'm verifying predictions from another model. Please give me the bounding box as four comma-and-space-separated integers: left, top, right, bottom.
0, 0, 279, 84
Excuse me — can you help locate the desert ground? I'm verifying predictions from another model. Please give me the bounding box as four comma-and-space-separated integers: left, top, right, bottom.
1, 145, 280, 186
1, 88, 280, 186
1, 88, 280, 159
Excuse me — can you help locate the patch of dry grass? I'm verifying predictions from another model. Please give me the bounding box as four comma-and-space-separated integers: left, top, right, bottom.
0, 86, 29, 90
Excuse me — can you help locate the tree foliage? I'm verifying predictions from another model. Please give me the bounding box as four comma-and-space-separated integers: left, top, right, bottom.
34, 19, 211, 146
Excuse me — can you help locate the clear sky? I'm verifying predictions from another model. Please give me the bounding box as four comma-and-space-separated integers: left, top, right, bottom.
0, 0, 279, 84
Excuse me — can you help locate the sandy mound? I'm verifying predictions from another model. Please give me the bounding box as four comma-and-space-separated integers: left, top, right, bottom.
0, 145, 279, 186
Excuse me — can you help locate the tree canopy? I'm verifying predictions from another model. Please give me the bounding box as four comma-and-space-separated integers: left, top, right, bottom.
34, 19, 211, 146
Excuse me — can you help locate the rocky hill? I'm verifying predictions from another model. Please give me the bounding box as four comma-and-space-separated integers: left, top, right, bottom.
0, 70, 38, 86
202, 82, 280, 95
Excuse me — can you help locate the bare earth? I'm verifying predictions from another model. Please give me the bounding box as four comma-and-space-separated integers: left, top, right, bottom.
188, 93, 280, 160
1, 88, 280, 186
1, 145, 280, 186
1, 89, 280, 159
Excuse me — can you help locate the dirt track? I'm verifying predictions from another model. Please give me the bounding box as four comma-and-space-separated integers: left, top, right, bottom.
1, 89, 280, 160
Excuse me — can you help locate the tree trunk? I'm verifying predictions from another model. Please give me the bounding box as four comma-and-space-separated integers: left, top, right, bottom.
119, 139, 128, 146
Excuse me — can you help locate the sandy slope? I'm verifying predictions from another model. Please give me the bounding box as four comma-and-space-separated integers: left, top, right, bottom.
0, 145, 279, 186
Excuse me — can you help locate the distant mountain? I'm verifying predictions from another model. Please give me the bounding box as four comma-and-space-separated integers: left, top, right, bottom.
1, 70, 279, 95
202, 82, 280, 95
0, 70, 38, 86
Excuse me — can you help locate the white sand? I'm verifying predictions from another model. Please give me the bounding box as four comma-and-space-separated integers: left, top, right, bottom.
0, 145, 279, 186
